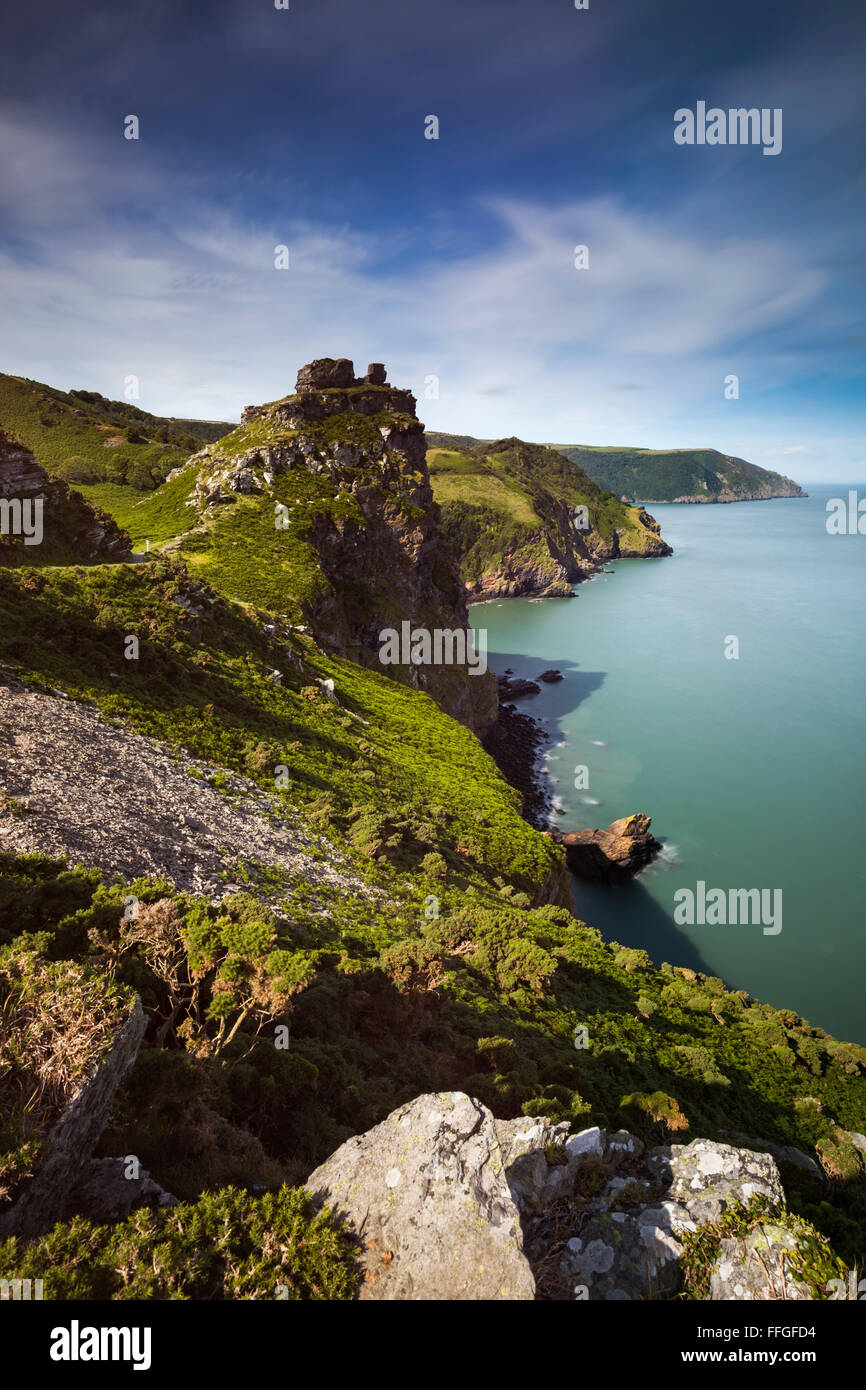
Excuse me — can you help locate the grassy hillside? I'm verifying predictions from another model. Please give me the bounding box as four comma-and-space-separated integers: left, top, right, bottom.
427, 432, 806, 505
427, 436, 670, 596
550, 443, 806, 504
0, 558, 864, 1274
0, 372, 233, 491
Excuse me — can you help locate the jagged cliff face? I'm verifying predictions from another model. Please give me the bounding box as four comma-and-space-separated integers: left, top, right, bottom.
430, 437, 671, 601
0, 430, 131, 566
171, 360, 498, 736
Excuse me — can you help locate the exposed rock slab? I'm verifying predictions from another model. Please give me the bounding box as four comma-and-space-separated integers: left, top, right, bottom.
305, 1092, 535, 1300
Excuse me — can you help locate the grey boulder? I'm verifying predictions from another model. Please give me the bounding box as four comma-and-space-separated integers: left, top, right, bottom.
305, 1091, 535, 1300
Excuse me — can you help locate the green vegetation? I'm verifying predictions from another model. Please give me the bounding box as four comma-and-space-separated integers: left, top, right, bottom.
427, 436, 667, 589
549, 443, 805, 504
0, 372, 232, 490
679, 1195, 848, 1300
428, 431, 805, 506
0, 1185, 358, 1299
0, 389, 854, 1298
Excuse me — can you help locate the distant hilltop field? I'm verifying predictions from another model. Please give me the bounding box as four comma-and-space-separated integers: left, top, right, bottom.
547, 443, 807, 505
429, 434, 806, 505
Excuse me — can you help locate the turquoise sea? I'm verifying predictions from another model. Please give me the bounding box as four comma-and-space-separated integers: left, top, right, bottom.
470, 484, 866, 1044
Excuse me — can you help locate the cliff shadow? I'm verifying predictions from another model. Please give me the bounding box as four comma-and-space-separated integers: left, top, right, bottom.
484, 646, 606, 746
570, 872, 714, 976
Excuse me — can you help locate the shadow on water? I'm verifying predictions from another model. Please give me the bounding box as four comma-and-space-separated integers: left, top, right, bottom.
570, 873, 713, 976
485, 645, 714, 975
484, 647, 605, 748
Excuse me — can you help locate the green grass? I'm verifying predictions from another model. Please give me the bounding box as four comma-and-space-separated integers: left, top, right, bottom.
77, 466, 201, 548
0, 372, 232, 490
428, 450, 539, 525
427, 437, 668, 586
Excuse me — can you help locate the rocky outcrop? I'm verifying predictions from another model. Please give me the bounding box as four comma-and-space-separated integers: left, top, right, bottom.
430, 436, 671, 603
561, 813, 662, 882
304, 1091, 535, 1300
708, 1222, 816, 1300
0, 997, 146, 1240
553, 442, 807, 506
184, 359, 498, 736
497, 674, 540, 699
66, 1157, 179, 1225
302, 1093, 829, 1301
0, 429, 131, 566
295, 359, 387, 392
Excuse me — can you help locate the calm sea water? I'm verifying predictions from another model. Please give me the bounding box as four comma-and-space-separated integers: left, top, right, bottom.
470, 485, 866, 1045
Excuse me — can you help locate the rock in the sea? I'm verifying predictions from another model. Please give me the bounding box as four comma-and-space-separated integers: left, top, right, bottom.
536, 669, 563, 683
0, 429, 131, 564
647, 1138, 785, 1226
304, 1091, 535, 1300
496, 674, 541, 699
561, 812, 661, 882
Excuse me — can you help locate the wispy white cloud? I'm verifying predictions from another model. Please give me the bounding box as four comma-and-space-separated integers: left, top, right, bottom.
0, 106, 860, 477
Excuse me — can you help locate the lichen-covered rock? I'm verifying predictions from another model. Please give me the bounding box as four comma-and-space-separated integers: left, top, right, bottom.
649, 1139, 785, 1226
190, 361, 500, 738
708, 1223, 815, 1300
559, 1138, 785, 1300
720, 1131, 824, 1182
305, 1092, 535, 1300
565, 1201, 692, 1301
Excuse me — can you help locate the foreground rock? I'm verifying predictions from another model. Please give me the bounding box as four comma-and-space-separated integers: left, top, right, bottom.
178, 358, 499, 737
305, 1092, 535, 1300
66, 1157, 179, 1225
506, 1127, 785, 1301
561, 812, 662, 882
302, 1094, 837, 1300
0, 998, 146, 1240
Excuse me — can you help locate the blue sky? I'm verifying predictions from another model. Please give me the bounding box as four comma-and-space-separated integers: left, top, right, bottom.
0, 0, 863, 479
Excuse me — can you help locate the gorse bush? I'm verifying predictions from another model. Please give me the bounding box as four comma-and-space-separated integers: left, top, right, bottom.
0, 1185, 358, 1300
